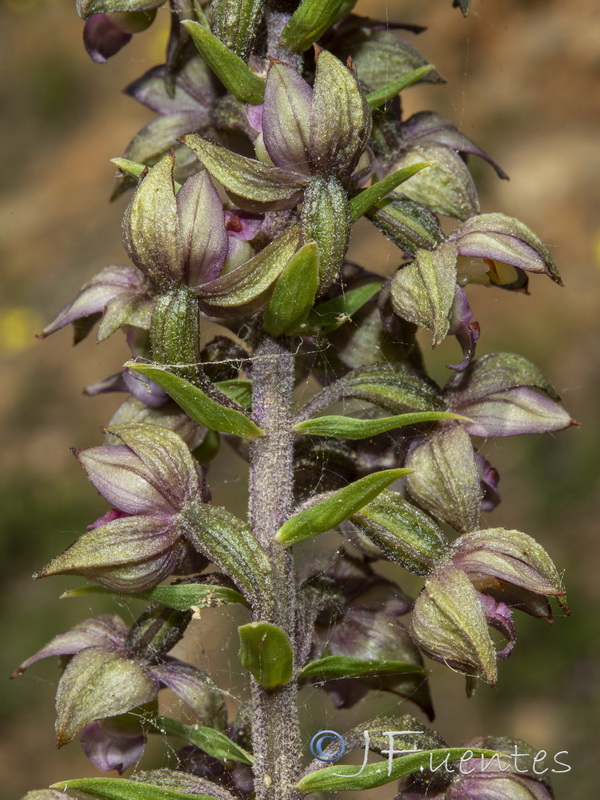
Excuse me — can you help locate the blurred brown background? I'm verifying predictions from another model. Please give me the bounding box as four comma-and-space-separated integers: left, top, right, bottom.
1, 0, 599, 797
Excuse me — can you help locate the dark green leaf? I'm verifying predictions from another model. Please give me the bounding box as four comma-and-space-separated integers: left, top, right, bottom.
263, 242, 320, 336
296, 747, 498, 793
300, 655, 426, 680
366, 65, 436, 108
61, 583, 247, 611
50, 777, 221, 800
303, 282, 382, 333
275, 469, 411, 546
125, 364, 263, 439
238, 622, 294, 689
295, 411, 465, 439
280, 0, 356, 53
181, 21, 265, 104
349, 163, 432, 222
148, 715, 253, 764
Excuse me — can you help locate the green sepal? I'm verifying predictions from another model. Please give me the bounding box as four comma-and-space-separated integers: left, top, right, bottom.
238, 622, 294, 689
296, 748, 498, 793
280, 0, 357, 53
61, 582, 247, 611
125, 363, 263, 439
148, 715, 254, 764
391, 243, 459, 347
367, 197, 444, 256
182, 135, 307, 209
150, 287, 200, 384
349, 163, 432, 222
212, 0, 264, 60
181, 21, 265, 104
275, 469, 411, 546
303, 281, 382, 333
294, 411, 466, 439
299, 655, 426, 680
301, 177, 350, 289
199, 225, 301, 309
350, 490, 449, 575
263, 242, 320, 336
366, 65, 436, 108
182, 501, 273, 607
50, 778, 222, 800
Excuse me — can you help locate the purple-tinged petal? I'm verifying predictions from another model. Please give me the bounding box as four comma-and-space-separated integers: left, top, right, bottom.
40, 265, 146, 340
122, 369, 169, 407
451, 528, 567, 600
224, 210, 263, 241
447, 774, 553, 800
399, 111, 508, 179
475, 452, 501, 512
447, 285, 480, 371
151, 661, 227, 727
263, 62, 313, 174
88, 508, 130, 530
76, 445, 176, 515
448, 213, 562, 284
106, 423, 201, 509
479, 594, 516, 659
126, 63, 212, 116
85, 371, 129, 398
454, 386, 573, 438
484, 585, 553, 621
36, 516, 183, 593
11, 615, 129, 678
83, 14, 132, 64
176, 170, 228, 286
80, 718, 146, 774
246, 103, 264, 135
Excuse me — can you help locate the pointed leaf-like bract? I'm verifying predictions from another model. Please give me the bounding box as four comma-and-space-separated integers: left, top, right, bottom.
263, 242, 320, 336
406, 424, 482, 532
62, 583, 246, 611
299, 655, 425, 680
295, 411, 465, 439
349, 163, 432, 222
275, 469, 411, 546
126, 364, 263, 438
55, 648, 158, 746
303, 281, 382, 333
238, 622, 294, 689
391, 243, 458, 346
296, 747, 497, 793
280, 0, 354, 53
366, 65, 436, 109
50, 777, 223, 800
149, 715, 253, 764
181, 21, 265, 105
411, 566, 498, 684
350, 490, 449, 575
